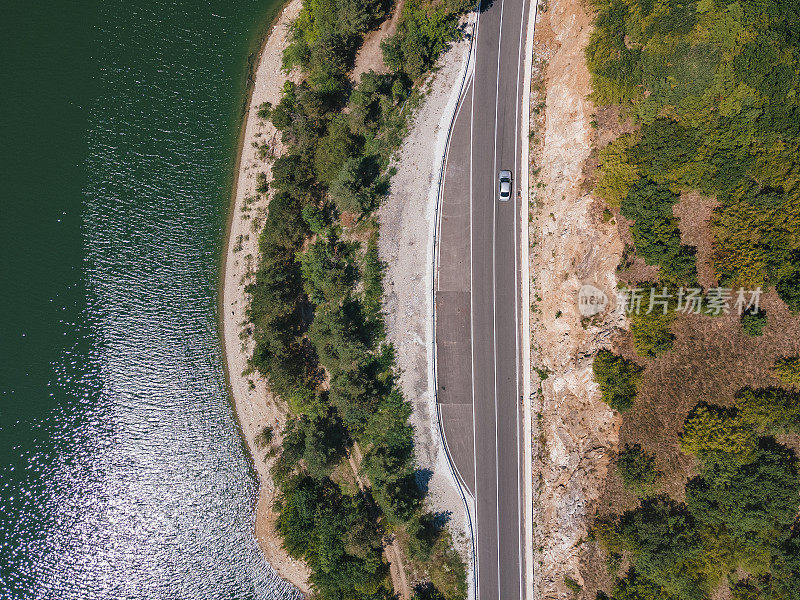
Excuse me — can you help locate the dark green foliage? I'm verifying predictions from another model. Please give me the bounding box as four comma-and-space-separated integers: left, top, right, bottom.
382, 1, 467, 82
413, 583, 447, 600
776, 268, 800, 313
407, 512, 443, 562
255, 425, 274, 449
362, 235, 385, 336
275, 475, 389, 598
740, 308, 767, 337
621, 179, 696, 286
257, 101, 272, 121
617, 444, 660, 497
593, 349, 643, 411
685, 441, 799, 548
618, 496, 706, 600
300, 230, 358, 305
314, 116, 357, 186
329, 155, 389, 214
256, 171, 269, 195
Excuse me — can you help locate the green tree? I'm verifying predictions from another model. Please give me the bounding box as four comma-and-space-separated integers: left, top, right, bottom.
617, 444, 660, 497
621, 179, 697, 286
685, 442, 799, 548
593, 350, 644, 412
314, 115, 356, 186
740, 308, 767, 337
618, 496, 706, 600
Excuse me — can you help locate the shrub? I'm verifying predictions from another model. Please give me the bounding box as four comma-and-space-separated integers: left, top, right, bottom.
564, 576, 582, 597
617, 444, 660, 497
255, 425, 274, 449
773, 356, 800, 387
256, 171, 269, 195
596, 135, 639, 207
740, 308, 767, 336
679, 403, 757, 469
630, 306, 676, 358
257, 101, 272, 121
735, 386, 800, 433
593, 349, 643, 412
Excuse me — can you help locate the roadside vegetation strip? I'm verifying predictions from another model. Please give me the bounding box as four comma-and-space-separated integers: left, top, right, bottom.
584, 0, 800, 596
244, 0, 476, 598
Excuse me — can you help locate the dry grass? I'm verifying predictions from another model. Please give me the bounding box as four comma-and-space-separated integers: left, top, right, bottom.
578, 289, 800, 597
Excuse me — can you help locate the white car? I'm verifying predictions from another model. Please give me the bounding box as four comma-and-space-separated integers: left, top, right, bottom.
498, 170, 512, 201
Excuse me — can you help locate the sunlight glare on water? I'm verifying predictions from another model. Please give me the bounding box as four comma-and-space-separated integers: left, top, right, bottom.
0, 0, 298, 598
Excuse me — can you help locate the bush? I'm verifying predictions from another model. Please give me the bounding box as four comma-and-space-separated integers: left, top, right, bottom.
256, 171, 270, 195
630, 306, 676, 358
255, 425, 274, 449
617, 444, 660, 497
740, 308, 767, 336
596, 135, 639, 207
773, 356, 800, 387
735, 386, 800, 433
679, 403, 757, 469
256, 101, 272, 121
593, 349, 643, 412
621, 179, 697, 286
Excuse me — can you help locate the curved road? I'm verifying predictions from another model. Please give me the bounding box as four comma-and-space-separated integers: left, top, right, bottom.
435, 0, 531, 598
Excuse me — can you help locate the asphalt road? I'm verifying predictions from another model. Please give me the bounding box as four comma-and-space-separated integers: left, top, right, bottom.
436, 0, 530, 598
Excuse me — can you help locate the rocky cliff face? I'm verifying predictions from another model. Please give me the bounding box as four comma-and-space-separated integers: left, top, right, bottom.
527, 1, 626, 597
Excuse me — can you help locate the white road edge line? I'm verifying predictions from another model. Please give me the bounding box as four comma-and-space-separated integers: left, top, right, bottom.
471, 13, 481, 599
512, 0, 527, 599
520, 0, 538, 599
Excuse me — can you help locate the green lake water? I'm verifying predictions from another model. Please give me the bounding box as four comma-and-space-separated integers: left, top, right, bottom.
0, 1, 295, 598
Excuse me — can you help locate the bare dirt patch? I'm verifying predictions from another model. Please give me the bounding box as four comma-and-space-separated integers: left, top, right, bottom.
352, 0, 405, 82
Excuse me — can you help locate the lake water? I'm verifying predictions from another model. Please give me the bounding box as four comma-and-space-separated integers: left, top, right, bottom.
0, 1, 297, 598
